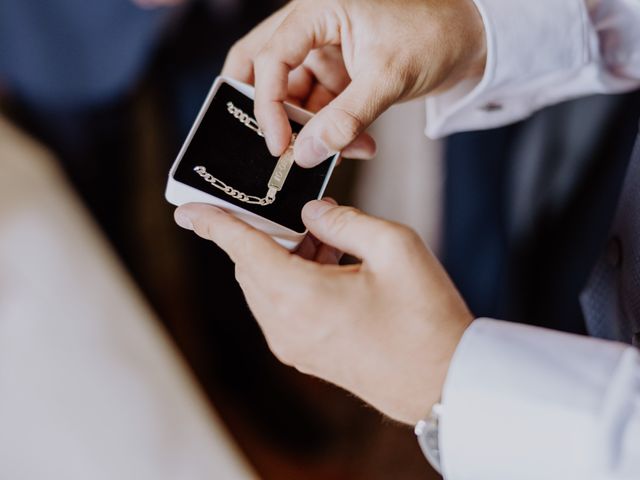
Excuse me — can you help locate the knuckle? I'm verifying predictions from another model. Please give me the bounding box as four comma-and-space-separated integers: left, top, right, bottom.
376, 230, 400, 253
266, 338, 296, 367
227, 40, 247, 60
253, 48, 267, 66
326, 206, 360, 235
378, 224, 421, 252
266, 332, 308, 369
234, 265, 248, 285
399, 227, 423, 251
328, 106, 364, 147
385, 66, 413, 97
191, 218, 211, 241
368, 57, 415, 101
254, 47, 277, 71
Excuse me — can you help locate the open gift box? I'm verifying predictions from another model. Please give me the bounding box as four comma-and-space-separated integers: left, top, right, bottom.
166, 77, 339, 250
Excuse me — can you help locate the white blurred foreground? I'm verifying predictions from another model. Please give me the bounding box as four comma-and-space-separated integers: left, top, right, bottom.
0, 115, 255, 479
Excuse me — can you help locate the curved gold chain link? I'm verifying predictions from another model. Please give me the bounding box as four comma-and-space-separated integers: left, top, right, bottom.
226, 102, 264, 137
193, 166, 275, 206
193, 102, 296, 206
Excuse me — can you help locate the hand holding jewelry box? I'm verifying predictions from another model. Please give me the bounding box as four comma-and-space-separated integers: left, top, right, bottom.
166, 77, 339, 250
172, 0, 490, 475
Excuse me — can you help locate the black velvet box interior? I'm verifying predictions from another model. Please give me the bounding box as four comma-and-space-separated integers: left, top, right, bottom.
174, 82, 334, 233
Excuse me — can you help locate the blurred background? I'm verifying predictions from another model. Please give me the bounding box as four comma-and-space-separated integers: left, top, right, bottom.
1, 0, 639, 479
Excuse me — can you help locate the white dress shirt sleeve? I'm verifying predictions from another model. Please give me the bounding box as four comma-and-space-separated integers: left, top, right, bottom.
425, 0, 640, 138
440, 319, 640, 480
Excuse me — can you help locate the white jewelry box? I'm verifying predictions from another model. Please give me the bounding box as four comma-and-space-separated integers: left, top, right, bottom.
165, 76, 339, 250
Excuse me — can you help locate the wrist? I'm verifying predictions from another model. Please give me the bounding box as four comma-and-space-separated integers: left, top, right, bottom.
464, 0, 488, 79
429, 0, 488, 92
398, 312, 474, 425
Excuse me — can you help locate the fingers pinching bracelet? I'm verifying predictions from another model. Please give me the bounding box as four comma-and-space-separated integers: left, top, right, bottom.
194, 102, 297, 206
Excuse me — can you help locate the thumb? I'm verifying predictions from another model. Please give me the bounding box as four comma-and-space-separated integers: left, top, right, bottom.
302, 200, 404, 266
294, 75, 398, 167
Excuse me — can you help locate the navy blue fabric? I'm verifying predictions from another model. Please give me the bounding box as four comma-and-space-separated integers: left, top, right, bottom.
443, 128, 511, 319
581, 133, 640, 343
0, 0, 175, 107
444, 92, 640, 334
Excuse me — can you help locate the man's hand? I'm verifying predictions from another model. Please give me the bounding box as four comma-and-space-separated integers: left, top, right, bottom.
174, 201, 473, 424
223, 0, 487, 167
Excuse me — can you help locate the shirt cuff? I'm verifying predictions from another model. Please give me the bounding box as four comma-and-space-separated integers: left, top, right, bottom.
425, 0, 605, 138
439, 319, 632, 480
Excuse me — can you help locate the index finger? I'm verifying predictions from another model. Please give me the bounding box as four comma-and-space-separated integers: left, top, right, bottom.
221, 4, 295, 84
175, 204, 297, 282
253, 4, 341, 156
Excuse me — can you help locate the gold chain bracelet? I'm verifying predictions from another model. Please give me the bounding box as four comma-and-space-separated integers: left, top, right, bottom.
194, 102, 296, 206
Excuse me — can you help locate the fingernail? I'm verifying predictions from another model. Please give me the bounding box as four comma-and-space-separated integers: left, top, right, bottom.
174, 210, 194, 230
265, 133, 282, 157
295, 137, 331, 167
303, 200, 334, 220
